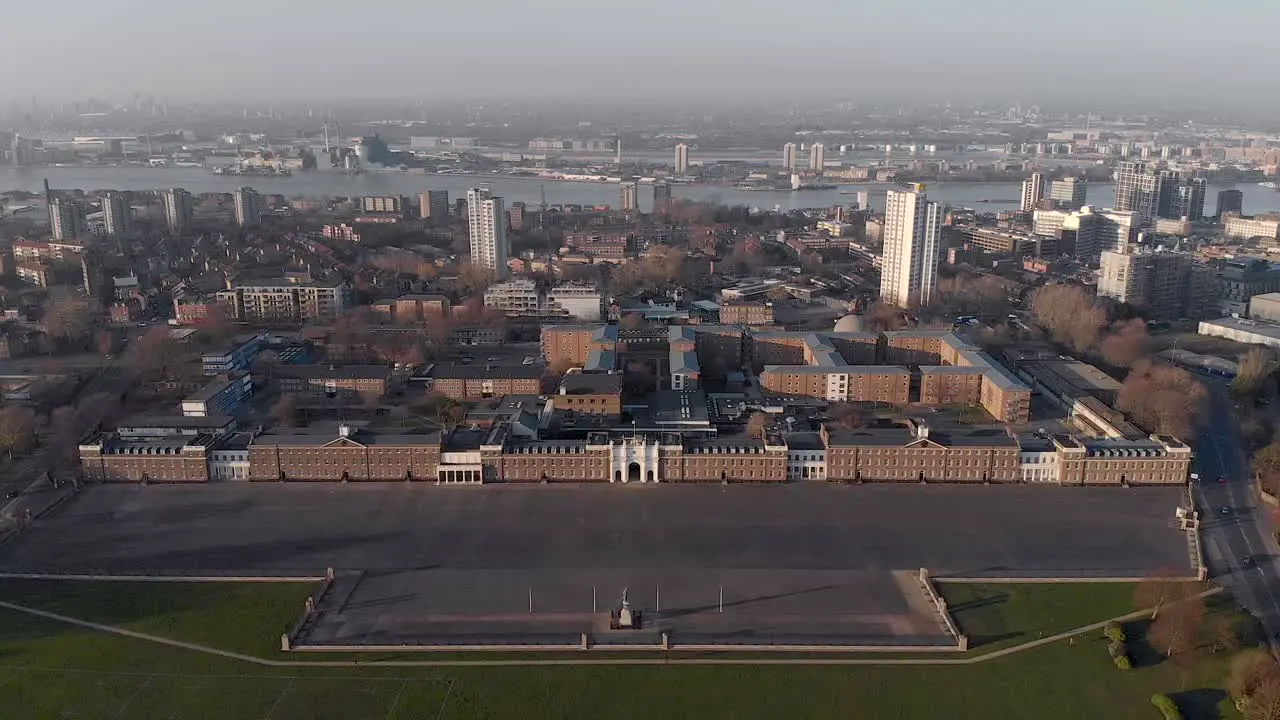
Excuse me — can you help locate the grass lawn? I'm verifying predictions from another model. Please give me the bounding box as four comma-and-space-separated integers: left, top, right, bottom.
0, 579, 1249, 719
939, 581, 1145, 652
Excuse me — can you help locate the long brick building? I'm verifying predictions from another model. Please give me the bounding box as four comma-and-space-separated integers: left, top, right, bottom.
80, 419, 1190, 487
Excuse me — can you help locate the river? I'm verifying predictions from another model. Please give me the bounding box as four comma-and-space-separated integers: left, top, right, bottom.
2, 166, 1278, 216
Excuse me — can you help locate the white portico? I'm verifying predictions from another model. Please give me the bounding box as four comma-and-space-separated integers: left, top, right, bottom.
609, 436, 661, 483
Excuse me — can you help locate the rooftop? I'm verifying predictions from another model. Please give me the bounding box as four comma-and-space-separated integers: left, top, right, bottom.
254, 428, 441, 447
559, 372, 624, 395
278, 364, 394, 380
431, 364, 542, 380
826, 425, 1018, 449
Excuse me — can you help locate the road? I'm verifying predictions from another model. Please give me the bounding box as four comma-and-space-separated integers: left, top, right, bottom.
1193, 377, 1280, 639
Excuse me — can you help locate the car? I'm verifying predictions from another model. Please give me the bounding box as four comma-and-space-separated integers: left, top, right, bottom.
1243, 555, 1257, 567
1220, 506, 1232, 516
1218, 477, 1228, 484
4, 489, 18, 500
137, 322, 148, 327
487, 357, 499, 362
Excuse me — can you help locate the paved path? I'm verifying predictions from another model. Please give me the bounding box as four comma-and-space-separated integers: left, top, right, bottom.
0, 589, 1220, 667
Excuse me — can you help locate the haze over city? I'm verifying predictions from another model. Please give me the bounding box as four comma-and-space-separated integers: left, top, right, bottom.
4, 2, 1280, 718
3, 0, 1280, 108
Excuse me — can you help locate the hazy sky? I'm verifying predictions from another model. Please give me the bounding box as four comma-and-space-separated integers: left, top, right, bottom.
3, 0, 1278, 107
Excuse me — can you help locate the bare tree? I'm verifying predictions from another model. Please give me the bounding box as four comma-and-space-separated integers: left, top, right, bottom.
1147, 592, 1204, 663
1234, 347, 1280, 398
1134, 574, 1195, 619
42, 290, 99, 351
1030, 285, 1105, 353
1099, 318, 1149, 368
457, 262, 496, 296
128, 326, 189, 381
622, 360, 657, 397
1231, 650, 1280, 720
1232, 650, 1280, 704
74, 392, 122, 435
1245, 678, 1280, 720
1209, 614, 1242, 654
1117, 361, 1207, 439
828, 404, 870, 429
547, 358, 577, 377
201, 304, 234, 343
270, 396, 299, 428
619, 313, 650, 331
862, 302, 911, 332
0, 406, 37, 459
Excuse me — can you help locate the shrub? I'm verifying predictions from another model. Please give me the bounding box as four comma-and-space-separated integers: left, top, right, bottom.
1150, 694, 1183, 720
1114, 653, 1132, 670
1108, 639, 1126, 658
1104, 621, 1127, 644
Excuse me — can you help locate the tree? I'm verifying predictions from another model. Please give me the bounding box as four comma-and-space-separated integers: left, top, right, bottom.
1030, 284, 1105, 353
828, 404, 870, 429
619, 313, 650, 331
1209, 614, 1243, 654
1253, 442, 1280, 481
1234, 348, 1280, 398
128, 326, 188, 381
1134, 574, 1194, 619
0, 406, 37, 459
74, 392, 121, 435
1116, 361, 1207, 439
1147, 592, 1204, 663
863, 302, 910, 332
1099, 318, 1149, 368
547, 358, 576, 377
251, 350, 281, 383
622, 360, 657, 398
413, 392, 466, 429
457, 262, 496, 296
42, 290, 99, 350
45, 405, 79, 462
202, 304, 234, 343
270, 396, 299, 428
1230, 650, 1280, 719
746, 413, 768, 440
1244, 678, 1280, 720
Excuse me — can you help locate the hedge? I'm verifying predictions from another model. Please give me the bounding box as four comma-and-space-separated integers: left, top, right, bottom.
1114, 654, 1132, 670
1150, 694, 1183, 720
1103, 621, 1127, 644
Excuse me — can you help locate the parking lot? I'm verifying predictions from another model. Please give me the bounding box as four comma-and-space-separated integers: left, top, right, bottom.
0, 483, 1192, 646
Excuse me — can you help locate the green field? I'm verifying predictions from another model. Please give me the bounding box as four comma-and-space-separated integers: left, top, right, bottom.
0, 579, 1248, 719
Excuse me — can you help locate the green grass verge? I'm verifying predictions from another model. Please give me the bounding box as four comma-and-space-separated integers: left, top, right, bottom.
0, 579, 1248, 719
938, 582, 1145, 653
0, 579, 314, 656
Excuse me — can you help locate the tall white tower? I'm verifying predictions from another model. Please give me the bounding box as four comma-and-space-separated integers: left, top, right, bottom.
782, 142, 798, 171
879, 185, 942, 308
1020, 172, 1045, 211
101, 191, 132, 236
467, 187, 508, 277
163, 188, 194, 233
809, 143, 826, 172
233, 186, 262, 228
674, 143, 689, 175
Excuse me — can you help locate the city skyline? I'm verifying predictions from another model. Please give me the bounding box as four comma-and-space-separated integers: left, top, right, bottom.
2, 0, 1279, 110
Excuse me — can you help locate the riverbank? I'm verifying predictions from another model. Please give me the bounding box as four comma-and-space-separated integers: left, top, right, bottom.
2, 166, 1278, 215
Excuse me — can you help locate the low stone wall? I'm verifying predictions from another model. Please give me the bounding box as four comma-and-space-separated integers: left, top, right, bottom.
917, 568, 968, 651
